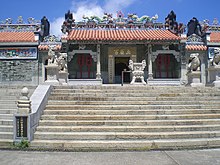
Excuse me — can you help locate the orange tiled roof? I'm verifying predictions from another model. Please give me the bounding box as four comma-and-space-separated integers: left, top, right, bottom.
67, 29, 180, 41
210, 32, 220, 43
38, 44, 61, 51
0, 32, 36, 42
186, 45, 207, 51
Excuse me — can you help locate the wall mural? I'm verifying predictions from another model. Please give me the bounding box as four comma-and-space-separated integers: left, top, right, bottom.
0, 47, 37, 59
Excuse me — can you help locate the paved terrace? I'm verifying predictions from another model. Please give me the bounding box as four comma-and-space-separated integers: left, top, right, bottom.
1, 149, 220, 165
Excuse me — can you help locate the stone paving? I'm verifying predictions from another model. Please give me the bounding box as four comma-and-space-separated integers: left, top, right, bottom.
1, 149, 220, 165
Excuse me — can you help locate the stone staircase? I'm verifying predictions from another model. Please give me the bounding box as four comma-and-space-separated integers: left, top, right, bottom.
31, 85, 220, 151
0, 85, 36, 148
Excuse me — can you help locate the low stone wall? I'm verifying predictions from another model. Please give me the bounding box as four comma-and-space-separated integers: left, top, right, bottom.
0, 60, 39, 85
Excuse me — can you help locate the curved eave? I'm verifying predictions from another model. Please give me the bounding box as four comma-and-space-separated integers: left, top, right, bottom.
185, 45, 207, 51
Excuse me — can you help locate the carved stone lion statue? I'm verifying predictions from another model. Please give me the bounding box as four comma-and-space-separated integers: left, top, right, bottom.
187, 53, 200, 72
47, 47, 58, 66
211, 48, 220, 66
57, 53, 68, 72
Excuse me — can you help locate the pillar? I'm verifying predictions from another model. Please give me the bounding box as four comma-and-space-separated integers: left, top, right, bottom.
148, 44, 153, 80
200, 54, 206, 85
96, 44, 101, 79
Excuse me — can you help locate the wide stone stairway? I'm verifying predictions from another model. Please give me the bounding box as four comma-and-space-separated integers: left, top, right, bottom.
0, 86, 35, 148
31, 85, 220, 151
0, 87, 17, 147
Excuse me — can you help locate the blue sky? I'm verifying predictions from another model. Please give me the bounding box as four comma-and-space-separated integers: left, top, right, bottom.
0, 0, 219, 36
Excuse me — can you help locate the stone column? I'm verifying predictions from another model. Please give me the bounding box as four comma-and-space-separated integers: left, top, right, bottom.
147, 44, 153, 80
200, 54, 206, 85
96, 44, 102, 79
180, 48, 187, 85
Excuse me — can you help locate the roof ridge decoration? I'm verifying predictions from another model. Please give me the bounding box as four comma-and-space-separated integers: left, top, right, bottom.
0, 16, 41, 32
199, 18, 220, 32
61, 10, 186, 36
39, 35, 61, 51
61, 11, 164, 33
186, 34, 204, 45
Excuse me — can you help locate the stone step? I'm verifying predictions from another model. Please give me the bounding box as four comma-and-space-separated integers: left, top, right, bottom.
0, 109, 16, 114
50, 92, 220, 97
51, 86, 220, 91
30, 138, 220, 150
46, 100, 220, 105
0, 97, 18, 101
48, 96, 220, 101
45, 104, 220, 110
0, 104, 17, 109
0, 139, 13, 148
36, 125, 220, 133
0, 126, 13, 132
0, 132, 13, 139
0, 114, 14, 120
40, 114, 220, 121
0, 120, 13, 126
53, 86, 220, 92
38, 119, 220, 126
0, 99, 17, 105
49, 96, 156, 101
34, 131, 220, 140
43, 109, 220, 116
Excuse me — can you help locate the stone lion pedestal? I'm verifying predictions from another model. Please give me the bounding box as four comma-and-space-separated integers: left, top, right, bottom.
59, 71, 68, 85
186, 71, 204, 87
45, 65, 59, 85
208, 65, 220, 87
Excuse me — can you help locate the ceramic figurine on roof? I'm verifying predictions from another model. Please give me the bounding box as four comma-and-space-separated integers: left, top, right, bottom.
65, 10, 74, 29
213, 18, 219, 25
127, 13, 136, 24
17, 16, 24, 24
5, 18, 12, 24
187, 17, 204, 37
40, 16, 50, 42
104, 13, 114, 24
61, 10, 75, 34
165, 10, 179, 34
115, 11, 126, 27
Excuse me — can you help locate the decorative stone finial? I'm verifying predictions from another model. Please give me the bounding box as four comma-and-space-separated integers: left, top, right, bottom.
20, 87, 29, 100
17, 87, 31, 114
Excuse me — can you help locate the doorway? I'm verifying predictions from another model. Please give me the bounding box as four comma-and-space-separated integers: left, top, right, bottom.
153, 54, 180, 78
68, 54, 96, 79
115, 57, 130, 83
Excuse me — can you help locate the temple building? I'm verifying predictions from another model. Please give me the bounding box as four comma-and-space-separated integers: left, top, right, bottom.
0, 11, 220, 86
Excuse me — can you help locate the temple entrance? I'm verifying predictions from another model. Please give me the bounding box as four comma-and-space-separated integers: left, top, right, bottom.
68, 54, 96, 79
115, 57, 130, 83
153, 54, 180, 78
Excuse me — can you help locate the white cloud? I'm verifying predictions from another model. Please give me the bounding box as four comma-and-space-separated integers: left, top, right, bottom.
50, 0, 135, 36
104, 0, 135, 14
71, 1, 104, 21
50, 17, 64, 38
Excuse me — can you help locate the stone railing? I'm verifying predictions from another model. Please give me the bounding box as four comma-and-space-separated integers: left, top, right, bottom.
14, 85, 52, 142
